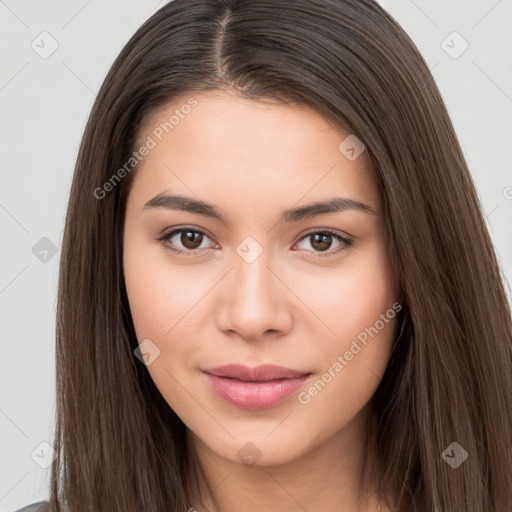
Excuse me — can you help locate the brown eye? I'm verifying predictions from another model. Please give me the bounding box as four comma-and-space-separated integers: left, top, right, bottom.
309, 232, 333, 252
158, 227, 216, 256
295, 229, 353, 258
179, 230, 203, 249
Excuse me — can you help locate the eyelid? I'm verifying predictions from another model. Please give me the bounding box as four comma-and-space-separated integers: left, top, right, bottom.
157, 225, 218, 256
157, 225, 353, 257
299, 226, 353, 241
293, 228, 353, 258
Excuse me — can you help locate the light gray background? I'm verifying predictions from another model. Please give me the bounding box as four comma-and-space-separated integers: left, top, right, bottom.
1, 0, 511, 509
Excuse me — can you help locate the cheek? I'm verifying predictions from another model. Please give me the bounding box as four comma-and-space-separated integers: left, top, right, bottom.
123, 236, 222, 381
292, 256, 398, 444
305, 245, 397, 346
123, 253, 167, 341
305, 246, 398, 396
123, 236, 201, 340
123, 238, 207, 419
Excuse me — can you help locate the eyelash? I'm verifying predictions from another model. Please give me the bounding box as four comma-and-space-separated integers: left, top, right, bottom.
157, 226, 353, 258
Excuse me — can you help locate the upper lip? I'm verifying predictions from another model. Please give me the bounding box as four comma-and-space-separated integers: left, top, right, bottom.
202, 364, 310, 382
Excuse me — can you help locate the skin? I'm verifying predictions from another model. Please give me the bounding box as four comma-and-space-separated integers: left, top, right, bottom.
123, 90, 400, 512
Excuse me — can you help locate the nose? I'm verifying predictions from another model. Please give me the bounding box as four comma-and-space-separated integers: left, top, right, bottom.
215, 247, 293, 343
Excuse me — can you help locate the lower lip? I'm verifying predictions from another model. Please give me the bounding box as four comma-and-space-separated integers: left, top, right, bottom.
203, 372, 311, 410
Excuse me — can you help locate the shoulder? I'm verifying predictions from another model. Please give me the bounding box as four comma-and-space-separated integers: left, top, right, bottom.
13, 501, 49, 512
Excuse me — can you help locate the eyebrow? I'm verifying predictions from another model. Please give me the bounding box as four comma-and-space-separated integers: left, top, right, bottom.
143, 193, 377, 224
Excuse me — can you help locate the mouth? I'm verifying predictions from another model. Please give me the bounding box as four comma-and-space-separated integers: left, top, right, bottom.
202, 363, 312, 410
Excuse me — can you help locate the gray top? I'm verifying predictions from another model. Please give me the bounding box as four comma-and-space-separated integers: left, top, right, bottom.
13, 502, 49, 512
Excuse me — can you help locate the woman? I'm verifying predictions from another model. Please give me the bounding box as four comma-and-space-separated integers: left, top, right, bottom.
17, 0, 512, 510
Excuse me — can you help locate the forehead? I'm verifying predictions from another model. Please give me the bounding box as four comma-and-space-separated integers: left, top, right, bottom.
128, 90, 380, 215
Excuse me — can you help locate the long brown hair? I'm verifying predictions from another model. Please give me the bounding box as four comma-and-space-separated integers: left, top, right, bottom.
51, 0, 512, 510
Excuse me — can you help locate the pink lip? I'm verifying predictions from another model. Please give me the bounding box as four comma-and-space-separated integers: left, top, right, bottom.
202, 364, 312, 410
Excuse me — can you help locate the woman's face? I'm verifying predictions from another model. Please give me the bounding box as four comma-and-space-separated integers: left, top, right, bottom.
123, 90, 400, 466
